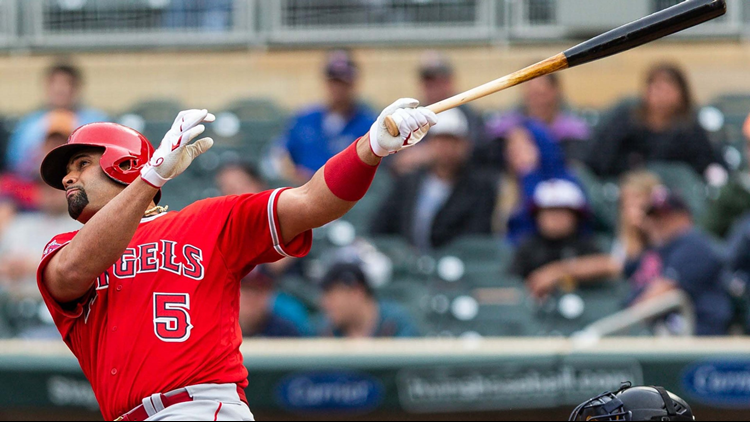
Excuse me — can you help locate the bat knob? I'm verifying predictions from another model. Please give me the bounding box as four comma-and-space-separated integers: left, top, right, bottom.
384, 115, 400, 137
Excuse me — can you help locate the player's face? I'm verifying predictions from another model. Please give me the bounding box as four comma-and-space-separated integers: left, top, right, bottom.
63, 149, 125, 223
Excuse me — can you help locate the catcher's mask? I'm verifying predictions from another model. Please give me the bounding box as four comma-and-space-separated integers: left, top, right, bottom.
569, 382, 695, 421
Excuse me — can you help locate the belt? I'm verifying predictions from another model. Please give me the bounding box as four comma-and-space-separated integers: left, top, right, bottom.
115, 389, 193, 421
115, 385, 248, 421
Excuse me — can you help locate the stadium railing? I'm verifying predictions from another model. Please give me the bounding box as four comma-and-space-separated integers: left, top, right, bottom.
18, 0, 259, 49
0, 0, 16, 49
0, 0, 747, 51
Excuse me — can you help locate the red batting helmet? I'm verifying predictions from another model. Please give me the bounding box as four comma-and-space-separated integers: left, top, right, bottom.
40, 122, 161, 204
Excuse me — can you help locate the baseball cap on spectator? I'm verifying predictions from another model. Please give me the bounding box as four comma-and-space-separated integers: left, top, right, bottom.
430, 108, 469, 139
532, 179, 588, 215
325, 50, 358, 84
419, 51, 454, 80
320, 262, 373, 296
646, 186, 691, 216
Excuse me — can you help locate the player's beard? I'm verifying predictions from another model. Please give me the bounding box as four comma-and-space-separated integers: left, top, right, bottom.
67, 189, 89, 220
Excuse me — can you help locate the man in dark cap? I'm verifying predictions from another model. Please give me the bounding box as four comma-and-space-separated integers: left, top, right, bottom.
392, 51, 488, 175
319, 262, 420, 338
238, 268, 301, 338
273, 50, 376, 183
418, 51, 486, 146
626, 187, 731, 336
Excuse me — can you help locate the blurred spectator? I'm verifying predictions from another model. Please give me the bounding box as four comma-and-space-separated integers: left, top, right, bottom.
0, 122, 70, 212
7, 63, 108, 180
494, 120, 573, 244
625, 187, 731, 336
371, 109, 496, 251
586, 63, 723, 180
511, 180, 615, 300
486, 72, 591, 164
239, 270, 300, 338
214, 163, 312, 335
216, 162, 267, 196
163, 0, 233, 32
391, 51, 487, 175
612, 171, 663, 264
0, 180, 80, 300
238, 269, 301, 338
272, 50, 376, 184
703, 131, 750, 238
319, 263, 419, 338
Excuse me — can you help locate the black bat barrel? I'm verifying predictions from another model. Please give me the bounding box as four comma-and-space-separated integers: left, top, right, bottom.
564, 0, 726, 68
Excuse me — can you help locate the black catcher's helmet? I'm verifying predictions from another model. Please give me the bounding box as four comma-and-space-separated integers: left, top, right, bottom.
569, 382, 695, 421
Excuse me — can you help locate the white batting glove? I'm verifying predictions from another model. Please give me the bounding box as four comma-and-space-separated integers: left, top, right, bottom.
140, 109, 215, 188
369, 98, 439, 157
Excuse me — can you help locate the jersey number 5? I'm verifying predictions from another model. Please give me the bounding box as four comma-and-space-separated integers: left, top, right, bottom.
153, 293, 194, 342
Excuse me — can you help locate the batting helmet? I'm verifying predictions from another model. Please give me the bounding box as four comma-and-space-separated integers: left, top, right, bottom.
569, 382, 695, 421
40, 122, 161, 204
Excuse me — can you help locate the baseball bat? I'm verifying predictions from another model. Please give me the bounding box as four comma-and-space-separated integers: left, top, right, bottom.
385, 0, 727, 137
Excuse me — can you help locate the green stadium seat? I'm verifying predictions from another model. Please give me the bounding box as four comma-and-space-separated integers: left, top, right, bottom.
118, 99, 184, 145
573, 163, 619, 233
534, 280, 628, 337
376, 279, 430, 330
208, 98, 287, 159
342, 171, 393, 234
431, 236, 515, 283
368, 235, 422, 278
427, 285, 541, 337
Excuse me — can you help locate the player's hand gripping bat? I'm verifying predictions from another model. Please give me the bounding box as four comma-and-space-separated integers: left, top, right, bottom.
384, 0, 727, 137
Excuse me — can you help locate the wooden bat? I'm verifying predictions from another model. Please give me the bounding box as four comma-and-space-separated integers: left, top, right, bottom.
385, 0, 727, 137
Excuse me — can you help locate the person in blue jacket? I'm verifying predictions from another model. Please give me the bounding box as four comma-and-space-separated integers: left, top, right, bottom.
7, 63, 108, 179
272, 50, 376, 184
495, 118, 579, 244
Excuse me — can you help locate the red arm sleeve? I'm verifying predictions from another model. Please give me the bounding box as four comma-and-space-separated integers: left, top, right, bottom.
218, 188, 313, 277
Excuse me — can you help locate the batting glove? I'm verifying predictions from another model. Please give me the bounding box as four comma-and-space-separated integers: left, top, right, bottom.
140, 109, 215, 188
369, 98, 439, 157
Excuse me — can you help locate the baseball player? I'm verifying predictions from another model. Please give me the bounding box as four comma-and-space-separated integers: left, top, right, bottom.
37, 102, 437, 421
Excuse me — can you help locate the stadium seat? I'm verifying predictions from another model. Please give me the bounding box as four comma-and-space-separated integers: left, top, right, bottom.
376, 279, 430, 331
118, 99, 184, 145
573, 163, 619, 233
208, 98, 287, 159
426, 285, 541, 337
343, 171, 393, 234
432, 236, 516, 278
368, 235, 422, 278
534, 280, 628, 337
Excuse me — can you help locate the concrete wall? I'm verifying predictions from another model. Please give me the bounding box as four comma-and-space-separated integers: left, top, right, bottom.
1, 41, 749, 116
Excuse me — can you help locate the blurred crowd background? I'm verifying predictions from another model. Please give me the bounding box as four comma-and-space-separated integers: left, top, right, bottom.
1, 0, 750, 342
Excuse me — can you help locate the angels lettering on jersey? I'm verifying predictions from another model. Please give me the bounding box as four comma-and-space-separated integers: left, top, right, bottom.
101, 240, 205, 284
44, 236, 206, 289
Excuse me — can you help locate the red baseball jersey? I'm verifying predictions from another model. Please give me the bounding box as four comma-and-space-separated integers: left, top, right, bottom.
36, 188, 312, 420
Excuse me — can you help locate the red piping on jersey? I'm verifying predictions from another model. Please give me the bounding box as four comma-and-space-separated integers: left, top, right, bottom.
214, 402, 223, 421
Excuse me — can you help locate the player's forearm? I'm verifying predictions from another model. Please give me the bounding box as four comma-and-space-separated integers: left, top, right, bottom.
278, 135, 379, 243
278, 100, 437, 243
48, 179, 158, 302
